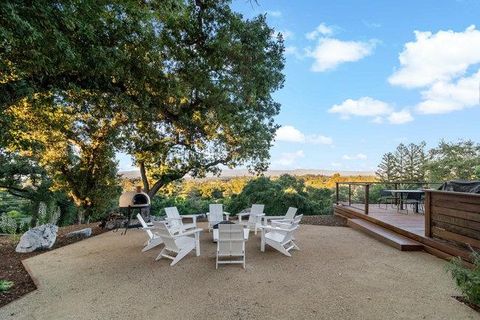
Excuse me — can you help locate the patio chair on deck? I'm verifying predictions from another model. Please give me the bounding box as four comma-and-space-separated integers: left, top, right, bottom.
206, 204, 231, 231
216, 224, 246, 269
238, 204, 265, 235
400, 192, 424, 214
136, 214, 163, 252
378, 190, 397, 209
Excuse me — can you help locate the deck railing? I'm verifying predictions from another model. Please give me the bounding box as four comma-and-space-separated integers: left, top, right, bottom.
335, 181, 443, 215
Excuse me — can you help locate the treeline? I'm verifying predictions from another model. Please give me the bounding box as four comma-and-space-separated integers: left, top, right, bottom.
121, 173, 376, 216
376, 140, 480, 182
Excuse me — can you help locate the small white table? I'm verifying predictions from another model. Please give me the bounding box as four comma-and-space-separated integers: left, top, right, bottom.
212, 228, 249, 242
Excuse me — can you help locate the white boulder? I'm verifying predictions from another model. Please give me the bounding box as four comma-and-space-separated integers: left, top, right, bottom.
16, 224, 58, 253
66, 227, 92, 238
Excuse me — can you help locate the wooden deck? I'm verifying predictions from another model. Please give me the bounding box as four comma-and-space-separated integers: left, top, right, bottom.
343, 204, 425, 236
334, 203, 473, 263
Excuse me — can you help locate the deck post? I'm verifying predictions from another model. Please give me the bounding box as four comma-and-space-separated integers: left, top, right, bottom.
348, 184, 352, 206
364, 184, 369, 215
335, 182, 339, 205
424, 190, 432, 237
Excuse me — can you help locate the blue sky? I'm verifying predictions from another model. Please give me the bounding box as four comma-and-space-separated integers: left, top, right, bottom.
118, 0, 480, 172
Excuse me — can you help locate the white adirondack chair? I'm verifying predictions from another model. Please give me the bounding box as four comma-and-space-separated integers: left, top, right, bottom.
206, 204, 230, 231
137, 214, 163, 252
155, 222, 200, 266
238, 204, 265, 235
262, 207, 298, 226
164, 207, 198, 234
216, 224, 246, 269
260, 215, 303, 257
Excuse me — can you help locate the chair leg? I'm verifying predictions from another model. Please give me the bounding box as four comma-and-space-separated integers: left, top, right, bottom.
142, 238, 163, 252
170, 248, 192, 266
155, 248, 168, 261
268, 241, 292, 257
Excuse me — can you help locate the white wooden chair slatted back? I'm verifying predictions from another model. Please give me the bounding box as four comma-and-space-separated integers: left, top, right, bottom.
154, 222, 197, 266
137, 214, 154, 239
208, 204, 224, 230
217, 224, 246, 269
165, 206, 182, 230
218, 224, 244, 255
248, 204, 264, 224
285, 207, 298, 220
156, 223, 182, 252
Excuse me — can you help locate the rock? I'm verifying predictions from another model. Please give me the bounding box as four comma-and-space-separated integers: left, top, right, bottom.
66, 227, 92, 238
16, 224, 58, 253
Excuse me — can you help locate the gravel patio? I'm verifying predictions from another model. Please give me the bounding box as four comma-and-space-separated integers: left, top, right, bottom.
0, 223, 477, 320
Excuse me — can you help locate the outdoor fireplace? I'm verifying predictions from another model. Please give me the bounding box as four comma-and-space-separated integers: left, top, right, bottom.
117, 186, 150, 234
119, 187, 151, 208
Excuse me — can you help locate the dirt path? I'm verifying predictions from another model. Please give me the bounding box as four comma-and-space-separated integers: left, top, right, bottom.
0, 223, 478, 319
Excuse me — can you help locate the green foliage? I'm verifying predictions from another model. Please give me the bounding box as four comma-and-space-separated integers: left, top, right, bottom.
0, 214, 17, 234
446, 250, 480, 306
426, 140, 480, 182
376, 142, 426, 182
150, 195, 210, 216
0, 280, 14, 293
224, 175, 333, 215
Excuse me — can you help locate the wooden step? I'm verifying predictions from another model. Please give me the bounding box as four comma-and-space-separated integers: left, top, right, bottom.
347, 218, 423, 251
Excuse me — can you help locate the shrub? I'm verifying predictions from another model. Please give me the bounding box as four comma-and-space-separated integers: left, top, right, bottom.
0, 280, 14, 293
0, 214, 17, 234
225, 175, 333, 216
446, 250, 480, 306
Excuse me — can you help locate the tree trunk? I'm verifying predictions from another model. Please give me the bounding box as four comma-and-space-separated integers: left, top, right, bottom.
139, 161, 150, 193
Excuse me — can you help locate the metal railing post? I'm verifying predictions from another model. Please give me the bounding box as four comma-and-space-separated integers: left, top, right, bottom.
364, 184, 370, 215
348, 184, 352, 206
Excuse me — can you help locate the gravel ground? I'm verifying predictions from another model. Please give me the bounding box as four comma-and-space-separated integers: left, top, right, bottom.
301, 214, 347, 227
0, 223, 478, 320
0, 223, 107, 307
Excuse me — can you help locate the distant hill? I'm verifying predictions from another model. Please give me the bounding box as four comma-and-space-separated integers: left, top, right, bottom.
119, 169, 376, 179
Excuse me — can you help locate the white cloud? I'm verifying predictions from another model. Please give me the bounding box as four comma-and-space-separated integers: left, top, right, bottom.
416, 70, 480, 114
389, 25, 480, 88
387, 109, 414, 124
342, 153, 367, 160
328, 97, 393, 118
274, 150, 305, 166
276, 126, 333, 145
388, 25, 480, 115
266, 10, 282, 17
330, 162, 342, 167
275, 125, 305, 142
307, 38, 376, 72
284, 46, 303, 59
306, 23, 334, 40
307, 134, 333, 145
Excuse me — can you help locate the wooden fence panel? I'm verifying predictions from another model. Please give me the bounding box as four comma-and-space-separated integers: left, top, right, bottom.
425, 190, 480, 250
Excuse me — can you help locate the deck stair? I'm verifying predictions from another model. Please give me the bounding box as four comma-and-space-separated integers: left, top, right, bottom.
347, 218, 423, 251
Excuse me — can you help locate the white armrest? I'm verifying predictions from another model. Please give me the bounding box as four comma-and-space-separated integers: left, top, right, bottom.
260, 225, 291, 232
264, 215, 288, 220
165, 217, 182, 221
181, 214, 201, 219
223, 211, 231, 215
237, 212, 250, 217
178, 228, 203, 237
